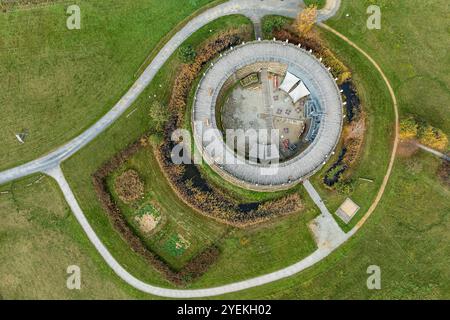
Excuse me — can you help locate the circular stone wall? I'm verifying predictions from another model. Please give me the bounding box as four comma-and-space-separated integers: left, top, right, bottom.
192, 41, 343, 191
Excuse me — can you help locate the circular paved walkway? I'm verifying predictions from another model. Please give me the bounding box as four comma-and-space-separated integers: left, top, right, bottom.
193, 41, 343, 190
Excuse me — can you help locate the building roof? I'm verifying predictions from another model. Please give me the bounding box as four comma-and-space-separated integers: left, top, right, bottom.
279, 71, 300, 93
289, 81, 311, 103
336, 198, 360, 224
192, 41, 343, 190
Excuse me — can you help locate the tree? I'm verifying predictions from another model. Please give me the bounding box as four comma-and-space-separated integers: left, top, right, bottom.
335, 179, 355, 196
178, 45, 197, 63
399, 117, 419, 140
263, 16, 287, 36
149, 100, 169, 132
114, 170, 144, 203
295, 5, 318, 37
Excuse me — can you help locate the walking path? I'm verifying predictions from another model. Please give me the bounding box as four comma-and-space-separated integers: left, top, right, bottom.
0, 0, 401, 299
0, 0, 341, 186
46, 167, 348, 298
416, 143, 450, 161
303, 180, 347, 249
318, 23, 399, 231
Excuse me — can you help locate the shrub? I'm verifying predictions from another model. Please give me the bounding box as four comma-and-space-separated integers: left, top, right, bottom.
114, 169, 144, 203
400, 117, 419, 140
335, 179, 355, 196
148, 100, 169, 132
263, 16, 288, 36
178, 45, 197, 63
257, 193, 303, 215
437, 160, 450, 187
418, 125, 449, 151
271, 28, 351, 82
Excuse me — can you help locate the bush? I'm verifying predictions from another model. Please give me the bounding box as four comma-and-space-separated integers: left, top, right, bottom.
418, 125, 449, 151
294, 5, 317, 37
114, 169, 144, 203
148, 100, 169, 132
271, 28, 351, 83
437, 160, 450, 187
335, 179, 355, 196
178, 45, 197, 63
263, 16, 288, 36
400, 117, 419, 140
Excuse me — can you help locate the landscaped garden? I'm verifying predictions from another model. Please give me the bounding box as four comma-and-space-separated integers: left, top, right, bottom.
59, 14, 319, 288
0, 0, 448, 299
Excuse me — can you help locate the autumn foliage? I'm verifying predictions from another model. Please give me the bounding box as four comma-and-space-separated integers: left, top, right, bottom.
295, 6, 318, 37
400, 117, 419, 140
400, 117, 448, 151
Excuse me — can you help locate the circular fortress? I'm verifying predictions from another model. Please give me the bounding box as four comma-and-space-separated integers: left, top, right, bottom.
192, 41, 343, 191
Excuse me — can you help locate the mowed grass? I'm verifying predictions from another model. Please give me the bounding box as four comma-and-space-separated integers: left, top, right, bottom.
1, 0, 448, 299
310, 0, 449, 228
0, 175, 141, 299
0, 0, 217, 171
218, 0, 450, 299
224, 152, 450, 299
329, 0, 450, 133
309, 26, 395, 231
304, 0, 326, 9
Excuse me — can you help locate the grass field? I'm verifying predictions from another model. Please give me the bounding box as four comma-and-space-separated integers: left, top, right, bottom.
0, 175, 138, 299
309, 0, 449, 229
309, 25, 395, 231
0, 0, 218, 171
107, 146, 228, 271
225, 152, 450, 299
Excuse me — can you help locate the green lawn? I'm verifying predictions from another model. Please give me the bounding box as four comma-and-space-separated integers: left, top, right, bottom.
224, 152, 450, 299
309, 25, 395, 231
219, 0, 450, 299
0, 175, 139, 299
107, 146, 228, 271
330, 0, 450, 133
0, 0, 219, 171
309, 0, 449, 229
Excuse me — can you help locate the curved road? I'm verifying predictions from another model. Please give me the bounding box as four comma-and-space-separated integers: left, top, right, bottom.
0, 0, 403, 299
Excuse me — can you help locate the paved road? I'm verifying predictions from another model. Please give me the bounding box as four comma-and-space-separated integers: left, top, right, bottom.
0, 0, 341, 186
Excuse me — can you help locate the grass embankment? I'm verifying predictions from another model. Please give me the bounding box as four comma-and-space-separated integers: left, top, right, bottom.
261, 14, 394, 230
0, 0, 218, 171
311, 0, 449, 229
